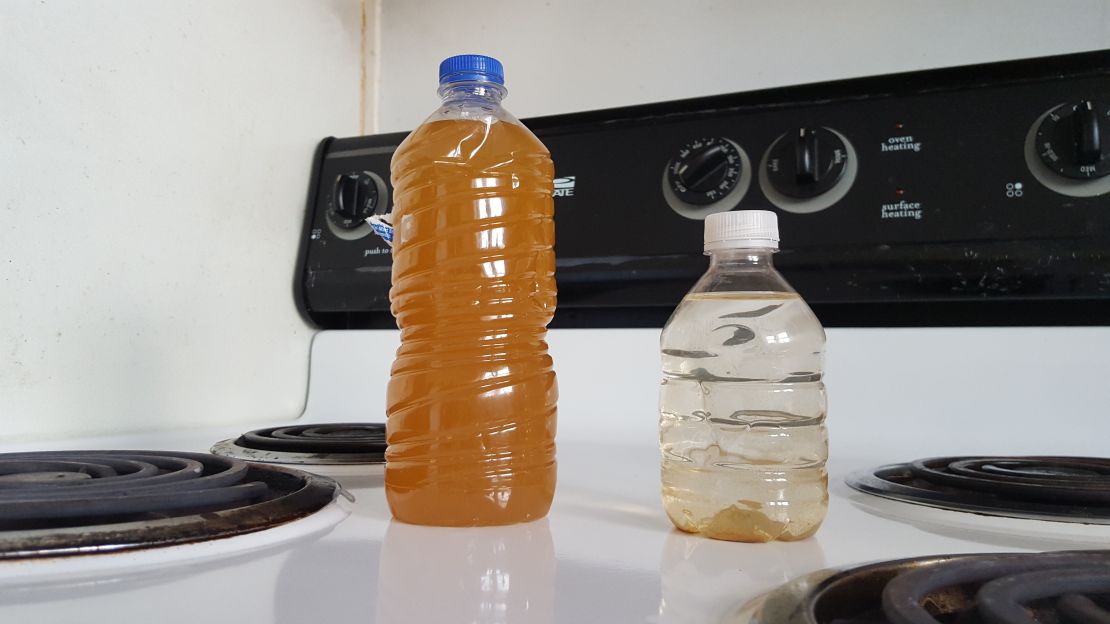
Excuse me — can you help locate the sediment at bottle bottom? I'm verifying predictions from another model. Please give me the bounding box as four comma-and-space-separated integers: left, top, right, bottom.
661, 463, 828, 542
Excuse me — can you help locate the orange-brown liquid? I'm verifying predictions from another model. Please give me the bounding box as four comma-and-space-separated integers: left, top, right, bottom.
386, 118, 558, 526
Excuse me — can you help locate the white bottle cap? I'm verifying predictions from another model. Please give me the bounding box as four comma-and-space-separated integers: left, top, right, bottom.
704, 210, 779, 252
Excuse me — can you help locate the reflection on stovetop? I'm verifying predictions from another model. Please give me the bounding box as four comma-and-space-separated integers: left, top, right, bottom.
661, 531, 827, 623
375, 518, 663, 624
0, 533, 377, 624
733, 550, 1110, 624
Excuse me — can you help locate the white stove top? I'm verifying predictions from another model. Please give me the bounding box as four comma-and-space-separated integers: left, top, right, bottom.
2, 327, 1107, 622
1, 430, 1107, 623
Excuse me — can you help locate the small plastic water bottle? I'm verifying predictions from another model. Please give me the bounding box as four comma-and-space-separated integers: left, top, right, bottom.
659, 210, 828, 542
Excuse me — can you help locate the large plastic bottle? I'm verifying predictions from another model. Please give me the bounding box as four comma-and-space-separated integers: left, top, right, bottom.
385, 55, 558, 526
659, 210, 827, 542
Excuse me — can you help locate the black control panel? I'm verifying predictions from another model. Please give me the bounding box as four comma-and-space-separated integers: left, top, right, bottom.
297, 50, 1110, 328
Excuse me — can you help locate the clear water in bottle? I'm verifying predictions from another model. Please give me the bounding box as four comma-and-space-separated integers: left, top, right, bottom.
659, 211, 827, 542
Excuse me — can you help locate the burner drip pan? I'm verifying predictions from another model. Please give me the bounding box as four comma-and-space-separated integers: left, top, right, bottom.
733, 550, 1110, 624
211, 423, 386, 465
0, 450, 341, 560
847, 456, 1110, 523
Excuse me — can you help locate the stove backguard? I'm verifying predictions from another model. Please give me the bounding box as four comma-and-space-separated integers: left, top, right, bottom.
297, 50, 1110, 328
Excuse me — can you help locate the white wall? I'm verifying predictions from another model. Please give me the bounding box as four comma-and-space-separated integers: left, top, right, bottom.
376, 0, 1110, 131
0, 1, 368, 439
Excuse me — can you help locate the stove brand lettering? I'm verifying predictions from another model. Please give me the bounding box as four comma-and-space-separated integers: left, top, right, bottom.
881, 200, 923, 220
553, 176, 576, 197
881, 135, 922, 153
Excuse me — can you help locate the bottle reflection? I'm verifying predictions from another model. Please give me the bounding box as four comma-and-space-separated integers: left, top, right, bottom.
659, 531, 826, 623
377, 519, 554, 624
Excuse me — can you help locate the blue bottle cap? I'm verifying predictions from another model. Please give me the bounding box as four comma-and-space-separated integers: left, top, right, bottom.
438, 54, 504, 86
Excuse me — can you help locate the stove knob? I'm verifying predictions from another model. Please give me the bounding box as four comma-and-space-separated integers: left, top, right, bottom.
673, 142, 736, 198
765, 127, 848, 198
1035, 100, 1110, 179
663, 138, 751, 219
758, 127, 857, 214
666, 138, 744, 205
332, 172, 379, 228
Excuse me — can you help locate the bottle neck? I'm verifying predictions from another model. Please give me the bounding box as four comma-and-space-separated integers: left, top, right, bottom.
708, 248, 777, 270
437, 81, 506, 105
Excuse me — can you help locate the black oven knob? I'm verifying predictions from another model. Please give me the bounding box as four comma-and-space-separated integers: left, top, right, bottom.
332, 172, 379, 228
666, 138, 743, 206
765, 127, 848, 198
1035, 100, 1110, 179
